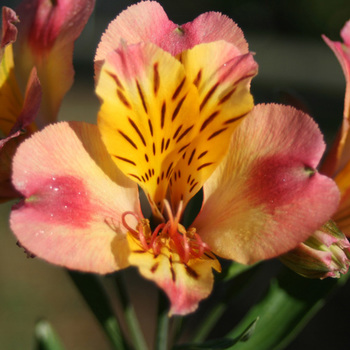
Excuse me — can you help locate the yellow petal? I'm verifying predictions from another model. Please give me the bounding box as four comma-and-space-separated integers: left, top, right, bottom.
127, 232, 220, 315
0, 44, 23, 136
97, 43, 200, 216
169, 41, 258, 209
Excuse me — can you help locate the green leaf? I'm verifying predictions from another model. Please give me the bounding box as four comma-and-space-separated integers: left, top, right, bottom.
35, 319, 65, 350
173, 318, 259, 350
113, 272, 148, 350
191, 264, 260, 343
68, 270, 129, 350
155, 290, 170, 350
226, 268, 349, 350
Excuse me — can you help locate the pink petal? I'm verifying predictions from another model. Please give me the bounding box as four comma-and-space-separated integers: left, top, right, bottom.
11, 122, 140, 273
95, 1, 248, 78
1, 7, 19, 51
321, 21, 350, 176
16, 0, 95, 54
194, 104, 340, 264
15, 0, 95, 126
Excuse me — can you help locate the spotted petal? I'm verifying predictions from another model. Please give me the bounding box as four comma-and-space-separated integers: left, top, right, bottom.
170, 41, 257, 209
11, 122, 140, 273
127, 233, 220, 315
97, 42, 200, 216
194, 104, 340, 264
95, 1, 249, 77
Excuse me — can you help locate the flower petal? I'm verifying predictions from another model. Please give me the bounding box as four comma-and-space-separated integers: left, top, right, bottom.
0, 7, 19, 57
333, 161, 350, 234
169, 41, 257, 209
0, 42, 22, 138
11, 121, 140, 273
97, 42, 200, 216
15, 0, 95, 126
95, 1, 248, 77
194, 104, 340, 264
321, 21, 350, 176
127, 233, 220, 315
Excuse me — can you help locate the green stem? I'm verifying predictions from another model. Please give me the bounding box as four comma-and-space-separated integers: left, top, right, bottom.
114, 272, 149, 350
191, 263, 260, 343
155, 291, 170, 350
68, 271, 129, 350
191, 303, 226, 343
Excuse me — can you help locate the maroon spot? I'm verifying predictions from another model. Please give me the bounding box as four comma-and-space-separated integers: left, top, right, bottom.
208, 127, 228, 141
193, 69, 202, 87
136, 80, 147, 113
173, 125, 183, 140
148, 119, 154, 136
177, 126, 193, 143
172, 77, 186, 100
118, 130, 137, 149
161, 101, 166, 129
185, 264, 199, 279
200, 83, 219, 111
128, 118, 146, 146
200, 111, 220, 132
153, 63, 160, 95
151, 262, 159, 273
197, 151, 208, 160
218, 87, 237, 105
172, 95, 186, 121
117, 90, 131, 109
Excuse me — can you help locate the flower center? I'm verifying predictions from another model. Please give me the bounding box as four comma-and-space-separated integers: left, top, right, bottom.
122, 201, 210, 264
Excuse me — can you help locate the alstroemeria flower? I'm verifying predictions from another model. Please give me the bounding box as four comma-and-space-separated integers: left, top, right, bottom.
10, 104, 339, 315
0, 7, 41, 201
0, 7, 41, 148
14, 0, 95, 126
321, 20, 350, 234
12, 22, 340, 316
10, 4, 339, 315
1, 0, 95, 201
280, 21, 350, 279
280, 220, 350, 279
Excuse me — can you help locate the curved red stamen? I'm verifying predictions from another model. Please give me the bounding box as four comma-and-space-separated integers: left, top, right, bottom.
122, 211, 140, 236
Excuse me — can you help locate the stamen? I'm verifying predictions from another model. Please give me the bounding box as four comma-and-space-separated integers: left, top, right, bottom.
121, 211, 140, 236
122, 203, 211, 264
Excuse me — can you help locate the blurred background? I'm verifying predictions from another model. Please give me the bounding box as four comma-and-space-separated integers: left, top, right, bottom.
1, 0, 350, 349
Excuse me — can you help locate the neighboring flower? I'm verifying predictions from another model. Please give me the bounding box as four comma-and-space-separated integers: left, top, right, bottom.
0, 0, 95, 201
10, 3, 340, 315
281, 20, 350, 278
0, 7, 41, 148
321, 20, 350, 235
280, 221, 350, 279
14, 0, 96, 127
0, 7, 41, 201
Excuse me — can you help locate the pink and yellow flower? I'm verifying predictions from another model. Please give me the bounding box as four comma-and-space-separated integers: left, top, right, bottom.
10, 2, 340, 315
0, 0, 95, 201
14, 0, 96, 127
0, 7, 41, 201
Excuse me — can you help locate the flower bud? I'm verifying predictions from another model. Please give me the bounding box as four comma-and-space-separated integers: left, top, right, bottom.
280, 220, 350, 279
